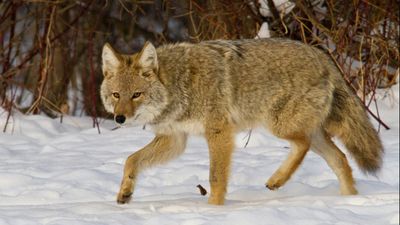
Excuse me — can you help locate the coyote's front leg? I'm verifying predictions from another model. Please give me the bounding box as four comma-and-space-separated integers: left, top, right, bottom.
117, 132, 187, 204
205, 123, 235, 205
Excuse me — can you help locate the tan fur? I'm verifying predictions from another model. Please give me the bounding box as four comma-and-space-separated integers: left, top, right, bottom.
266, 135, 311, 190
311, 130, 357, 195
101, 38, 383, 205
117, 132, 187, 204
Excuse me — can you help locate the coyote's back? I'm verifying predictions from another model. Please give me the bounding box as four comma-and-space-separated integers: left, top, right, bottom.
101, 38, 383, 205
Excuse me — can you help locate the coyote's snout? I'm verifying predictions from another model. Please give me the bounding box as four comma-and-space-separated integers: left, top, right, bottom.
101, 38, 383, 205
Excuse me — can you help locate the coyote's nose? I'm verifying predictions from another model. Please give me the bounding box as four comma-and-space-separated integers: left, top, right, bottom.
115, 115, 126, 124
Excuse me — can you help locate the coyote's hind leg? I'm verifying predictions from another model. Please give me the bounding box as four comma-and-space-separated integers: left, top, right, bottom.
266, 135, 311, 190
311, 130, 357, 195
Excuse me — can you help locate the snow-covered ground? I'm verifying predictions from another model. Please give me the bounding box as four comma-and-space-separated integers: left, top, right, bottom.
0, 84, 398, 225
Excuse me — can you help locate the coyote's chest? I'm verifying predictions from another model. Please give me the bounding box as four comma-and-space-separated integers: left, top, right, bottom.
152, 120, 205, 135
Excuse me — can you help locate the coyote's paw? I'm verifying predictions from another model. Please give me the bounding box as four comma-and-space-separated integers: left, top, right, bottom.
340, 186, 358, 195
265, 175, 286, 190
117, 178, 134, 204
208, 194, 225, 205
266, 183, 281, 190
117, 191, 133, 204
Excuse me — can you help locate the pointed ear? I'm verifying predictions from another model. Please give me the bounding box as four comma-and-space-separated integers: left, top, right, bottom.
138, 41, 158, 70
102, 43, 120, 75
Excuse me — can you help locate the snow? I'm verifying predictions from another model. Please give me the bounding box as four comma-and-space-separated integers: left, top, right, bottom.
256, 0, 295, 40
258, 0, 295, 17
0, 84, 398, 225
256, 22, 271, 39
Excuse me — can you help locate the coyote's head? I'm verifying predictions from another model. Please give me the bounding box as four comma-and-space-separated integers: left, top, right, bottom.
100, 42, 168, 125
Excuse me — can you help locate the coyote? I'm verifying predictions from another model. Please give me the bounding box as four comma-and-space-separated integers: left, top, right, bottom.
100, 39, 383, 205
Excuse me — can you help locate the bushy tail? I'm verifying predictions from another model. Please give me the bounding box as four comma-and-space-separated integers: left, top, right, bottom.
325, 87, 384, 174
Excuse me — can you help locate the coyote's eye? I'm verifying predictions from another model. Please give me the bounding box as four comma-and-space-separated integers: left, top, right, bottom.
132, 92, 142, 99
142, 72, 151, 77
112, 92, 120, 99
